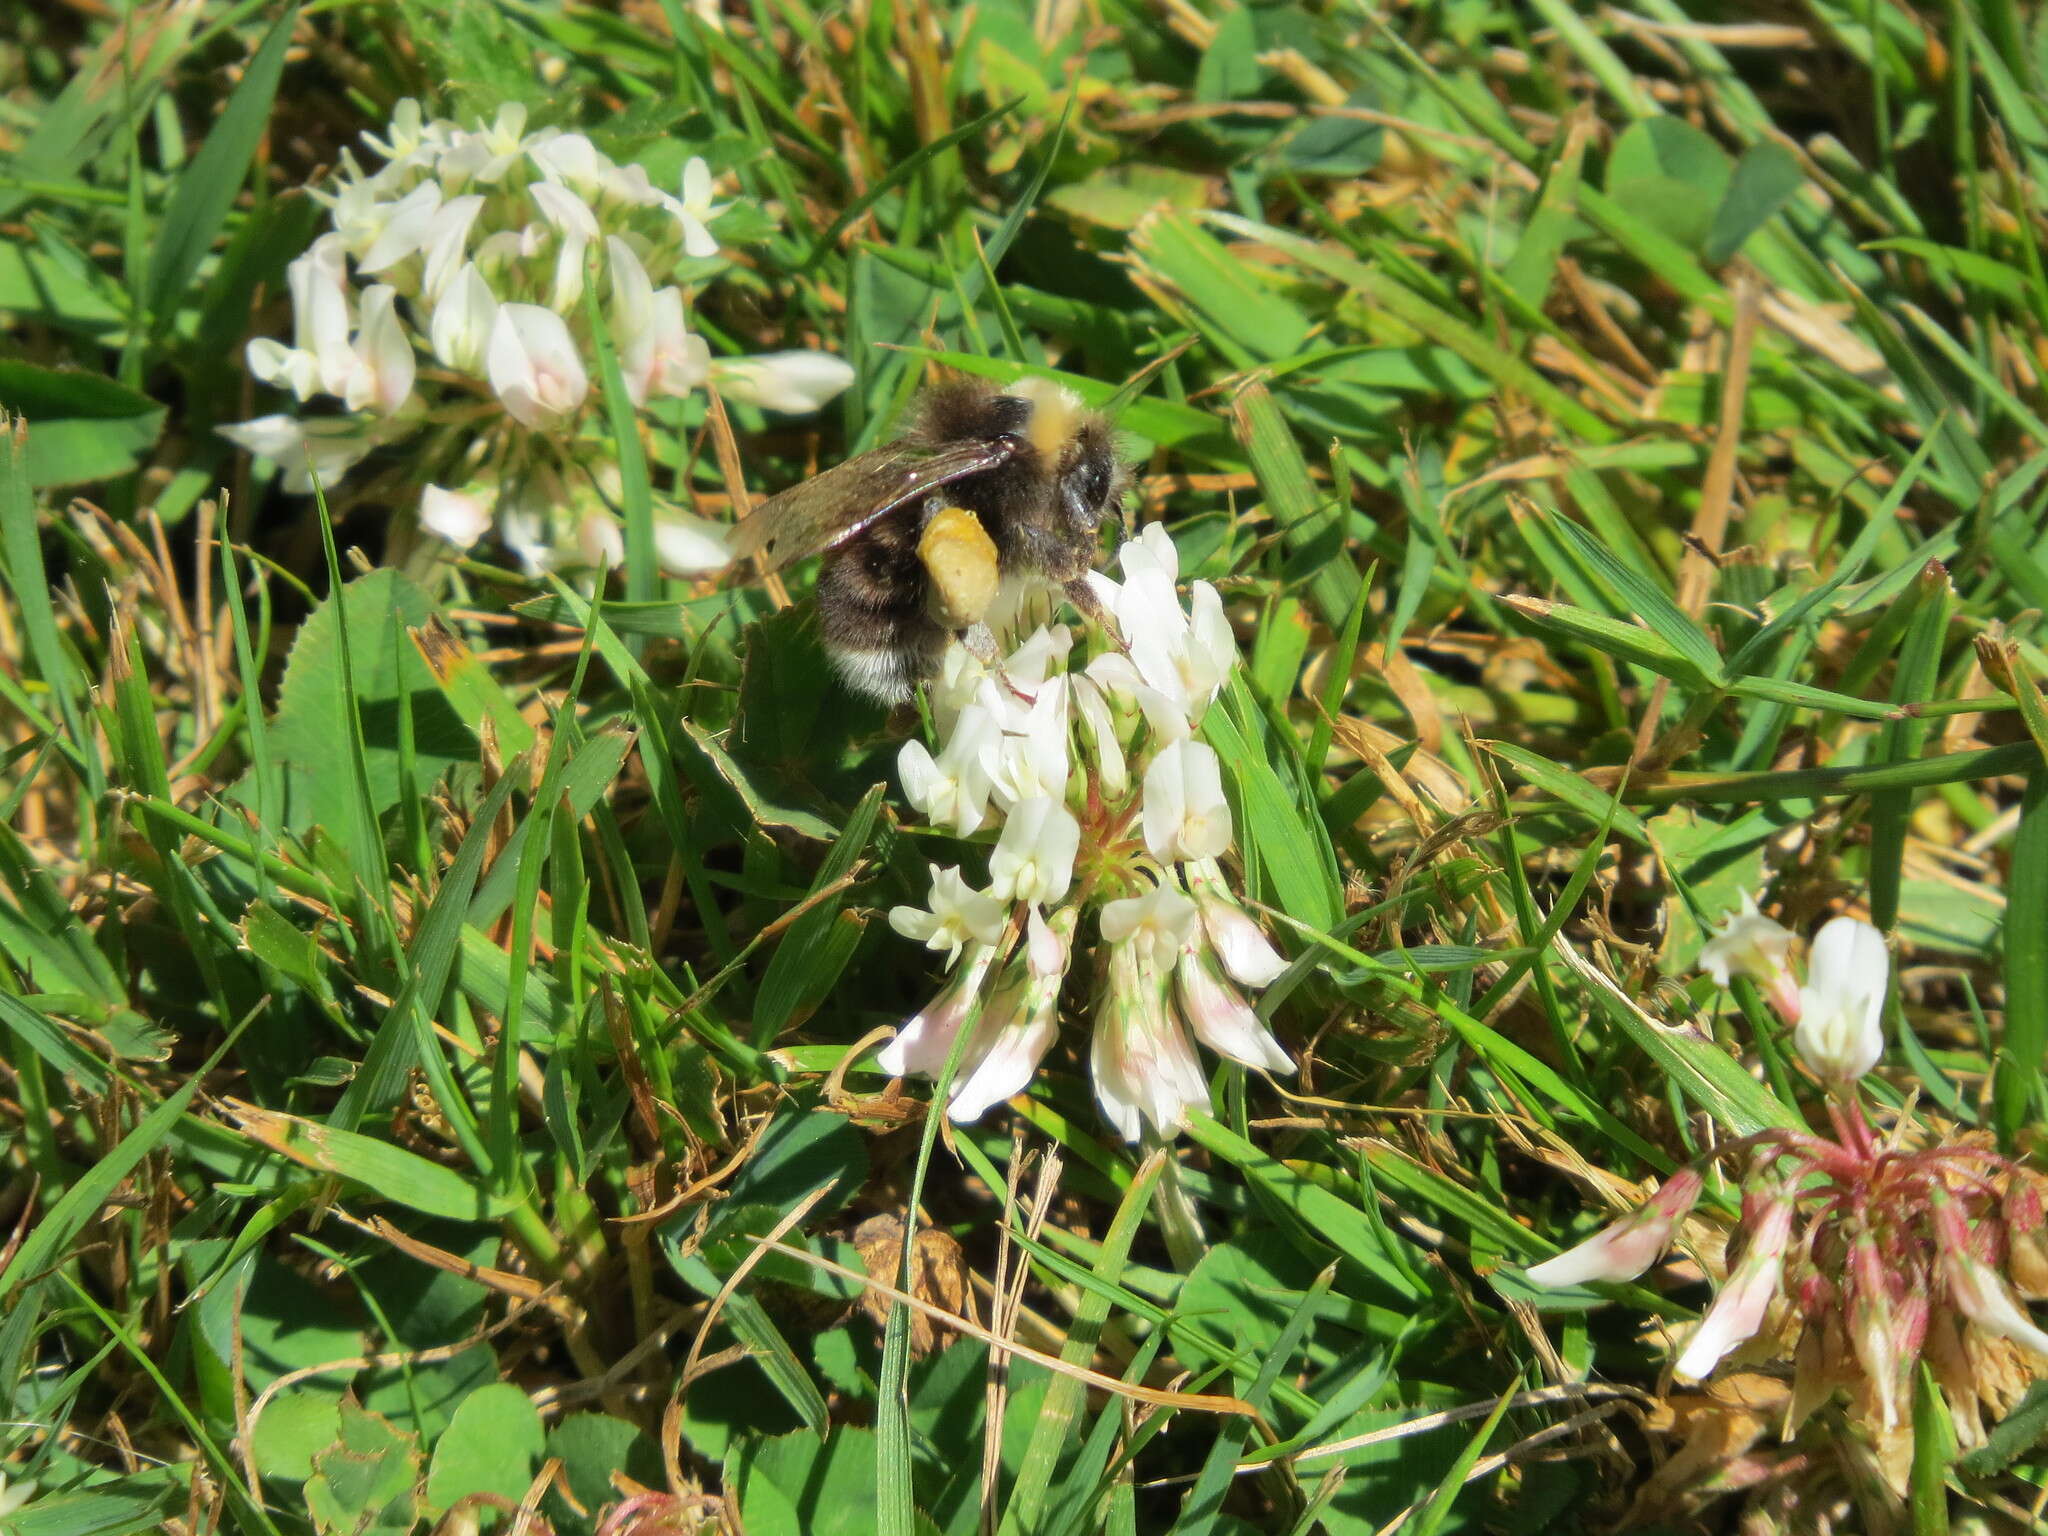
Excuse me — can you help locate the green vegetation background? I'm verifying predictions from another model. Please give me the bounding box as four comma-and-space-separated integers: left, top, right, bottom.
4, 0, 2048, 1531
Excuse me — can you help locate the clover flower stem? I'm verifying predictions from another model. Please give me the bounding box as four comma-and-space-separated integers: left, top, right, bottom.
1152, 1135, 1207, 1271
1731, 973, 1804, 1108
1827, 1093, 1878, 1164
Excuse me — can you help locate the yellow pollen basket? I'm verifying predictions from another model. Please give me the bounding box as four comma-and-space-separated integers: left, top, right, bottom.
919, 506, 1001, 629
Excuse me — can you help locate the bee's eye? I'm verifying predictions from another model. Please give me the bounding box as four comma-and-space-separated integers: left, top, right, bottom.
1061, 457, 1115, 529
1079, 458, 1112, 509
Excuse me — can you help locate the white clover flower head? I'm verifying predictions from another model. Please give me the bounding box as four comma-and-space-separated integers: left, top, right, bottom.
226, 99, 849, 568
662, 155, 728, 257
1931, 1191, 2048, 1358
345, 284, 417, 415
431, 262, 500, 373
1175, 934, 1292, 1075
990, 676, 1070, 806
1069, 673, 1128, 798
246, 337, 319, 401
0, 1471, 38, 1519
1100, 880, 1198, 973
899, 701, 1000, 836
944, 967, 1059, 1124
496, 482, 559, 574
877, 522, 1294, 1140
876, 945, 1000, 1080
361, 97, 429, 163
1794, 915, 1888, 1088
1186, 858, 1287, 987
652, 509, 732, 574
216, 415, 380, 494
356, 179, 444, 272
944, 906, 1076, 1124
420, 194, 485, 302
888, 866, 1007, 968
576, 510, 626, 570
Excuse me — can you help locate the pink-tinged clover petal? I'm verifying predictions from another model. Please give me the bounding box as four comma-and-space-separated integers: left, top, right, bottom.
346, 284, 415, 416
1187, 860, 1288, 989
486, 303, 589, 427
1933, 1191, 2048, 1356
1090, 939, 1207, 1141
1674, 1193, 1795, 1381
877, 946, 998, 1080
1524, 1169, 1704, 1289
1175, 939, 1292, 1075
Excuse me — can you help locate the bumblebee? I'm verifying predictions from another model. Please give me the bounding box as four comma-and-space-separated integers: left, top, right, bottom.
729, 376, 1127, 701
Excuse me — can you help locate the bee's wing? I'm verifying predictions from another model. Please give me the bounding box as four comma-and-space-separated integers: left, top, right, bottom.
729, 438, 1019, 571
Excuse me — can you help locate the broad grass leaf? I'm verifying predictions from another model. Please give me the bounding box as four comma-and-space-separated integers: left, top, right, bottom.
1542, 511, 1723, 683
1650, 805, 1771, 975
725, 604, 892, 828
738, 1427, 945, 1536
707, 1106, 868, 1242
1130, 212, 1310, 364
1002, 1154, 1168, 1535
1047, 166, 1214, 230
4, 1480, 177, 1536
1, 1029, 230, 1301
751, 784, 884, 1046
1205, 683, 1342, 933
1184, 1116, 1425, 1301
1995, 769, 2048, 1138
143, 4, 298, 328
0, 361, 164, 487
1500, 595, 1720, 690
1195, 9, 1262, 102
267, 569, 474, 836
1550, 940, 1801, 1135
1283, 91, 1384, 175
227, 1106, 514, 1221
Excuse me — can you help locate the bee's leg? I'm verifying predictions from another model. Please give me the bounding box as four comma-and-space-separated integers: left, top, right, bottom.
1062, 575, 1121, 644
960, 622, 1001, 665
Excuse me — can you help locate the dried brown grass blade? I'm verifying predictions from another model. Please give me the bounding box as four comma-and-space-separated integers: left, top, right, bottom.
758, 1237, 1258, 1418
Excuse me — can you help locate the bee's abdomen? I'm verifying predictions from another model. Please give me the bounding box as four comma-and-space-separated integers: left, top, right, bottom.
816, 519, 950, 702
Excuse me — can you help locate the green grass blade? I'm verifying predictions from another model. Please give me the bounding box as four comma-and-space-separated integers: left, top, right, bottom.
142, 4, 297, 330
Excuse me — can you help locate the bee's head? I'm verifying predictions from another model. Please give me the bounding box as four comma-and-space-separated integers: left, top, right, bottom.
1002, 377, 1128, 540
1058, 439, 1121, 535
